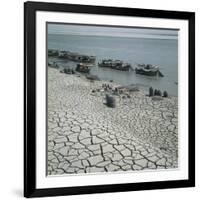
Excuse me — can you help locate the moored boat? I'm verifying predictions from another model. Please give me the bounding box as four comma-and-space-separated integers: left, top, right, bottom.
135, 64, 164, 77
98, 59, 131, 71
58, 50, 96, 63
48, 49, 59, 57
75, 63, 93, 73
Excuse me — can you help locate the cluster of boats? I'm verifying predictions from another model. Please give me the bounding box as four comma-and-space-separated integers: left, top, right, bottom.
48, 49, 95, 63
48, 49, 164, 77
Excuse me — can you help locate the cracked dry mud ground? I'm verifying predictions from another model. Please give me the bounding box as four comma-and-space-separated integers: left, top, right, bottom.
48, 68, 178, 175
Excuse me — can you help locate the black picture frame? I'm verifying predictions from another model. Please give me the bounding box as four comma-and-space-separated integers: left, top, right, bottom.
24, 1, 195, 198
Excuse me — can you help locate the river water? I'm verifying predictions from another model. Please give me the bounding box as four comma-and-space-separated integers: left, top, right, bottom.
48, 34, 178, 96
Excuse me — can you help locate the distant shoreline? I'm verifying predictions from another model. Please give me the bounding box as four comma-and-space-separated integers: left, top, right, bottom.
48, 33, 178, 41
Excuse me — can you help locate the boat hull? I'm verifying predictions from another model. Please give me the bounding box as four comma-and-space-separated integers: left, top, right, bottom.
135, 68, 159, 76
75, 63, 92, 73
98, 62, 131, 71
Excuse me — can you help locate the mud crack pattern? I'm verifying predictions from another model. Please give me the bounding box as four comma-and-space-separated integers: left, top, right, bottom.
48, 68, 178, 175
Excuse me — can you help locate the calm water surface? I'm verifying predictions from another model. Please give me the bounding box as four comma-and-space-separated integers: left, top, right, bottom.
48, 34, 178, 96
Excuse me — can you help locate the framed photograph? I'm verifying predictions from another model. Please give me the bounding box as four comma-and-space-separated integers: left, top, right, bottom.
24, 1, 195, 198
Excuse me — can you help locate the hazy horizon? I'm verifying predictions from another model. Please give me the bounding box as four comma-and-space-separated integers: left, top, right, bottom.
48, 23, 178, 40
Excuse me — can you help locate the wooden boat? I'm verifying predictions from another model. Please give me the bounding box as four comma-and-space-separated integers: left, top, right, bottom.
58, 50, 96, 63
135, 64, 164, 77
48, 49, 59, 57
75, 63, 93, 73
98, 59, 131, 71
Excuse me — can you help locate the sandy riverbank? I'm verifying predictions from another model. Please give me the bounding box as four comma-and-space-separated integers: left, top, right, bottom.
47, 67, 178, 175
